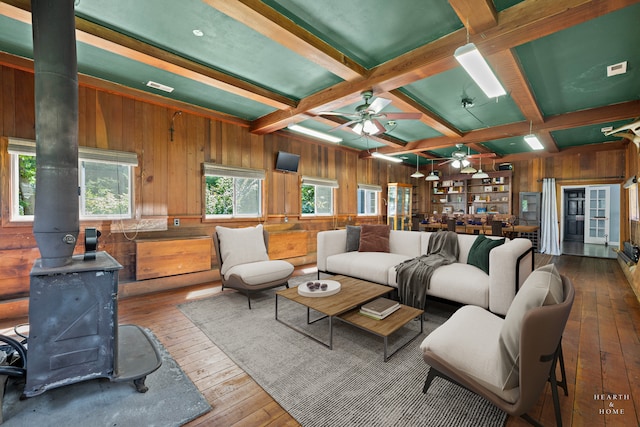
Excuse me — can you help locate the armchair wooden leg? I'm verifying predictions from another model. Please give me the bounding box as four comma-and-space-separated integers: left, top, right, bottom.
423, 367, 438, 393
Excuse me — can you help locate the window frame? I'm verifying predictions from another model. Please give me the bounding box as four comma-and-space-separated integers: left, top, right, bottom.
301, 176, 338, 217
357, 183, 382, 216
7, 138, 138, 223
203, 163, 265, 220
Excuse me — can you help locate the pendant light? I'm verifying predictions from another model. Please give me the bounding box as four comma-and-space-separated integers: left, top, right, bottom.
411, 156, 425, 178
472, 154, 489, 179
426, 159, 440, 181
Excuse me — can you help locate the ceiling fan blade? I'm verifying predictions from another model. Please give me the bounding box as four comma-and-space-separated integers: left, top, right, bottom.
318, 111, 359, 118
329, 120, 358, 132
382, 112, 422, 120
368, 97, 392, 114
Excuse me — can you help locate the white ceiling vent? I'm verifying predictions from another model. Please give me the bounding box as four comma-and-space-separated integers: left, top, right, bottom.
146, 80, 174, 93
607, 61, 627, 77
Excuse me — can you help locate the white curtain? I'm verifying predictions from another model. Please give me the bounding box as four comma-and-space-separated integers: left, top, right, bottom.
540, 178, 561, 255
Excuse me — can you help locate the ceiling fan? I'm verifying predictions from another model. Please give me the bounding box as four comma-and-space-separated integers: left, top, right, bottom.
318, 90, 421, 136
603, 118, 640, 149
438, 143, 496, 173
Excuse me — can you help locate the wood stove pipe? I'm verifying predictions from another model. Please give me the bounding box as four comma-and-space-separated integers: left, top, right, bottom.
31, 0, 79, 267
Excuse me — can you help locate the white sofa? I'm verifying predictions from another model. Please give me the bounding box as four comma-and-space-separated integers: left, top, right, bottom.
316, 229, 534, 316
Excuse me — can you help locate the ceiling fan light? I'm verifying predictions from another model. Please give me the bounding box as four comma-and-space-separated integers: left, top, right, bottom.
472, 169, 489, 179
371, 151, 402, 163
454, 43, 506, 99
363, 119, 379, 135
351, 122, 364, 135
426, 172, 440, 181
287, 124, 342, 143
462, 159, 470, 167
524, 134, 544, 150
452, 159, 461, 168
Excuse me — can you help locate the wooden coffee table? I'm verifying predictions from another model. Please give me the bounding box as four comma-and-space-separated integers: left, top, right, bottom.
275, 275, 423, 361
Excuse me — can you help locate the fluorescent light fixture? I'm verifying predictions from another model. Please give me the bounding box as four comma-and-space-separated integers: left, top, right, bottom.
524, 134, 544, 150
371, 151, 402, 163
146, 80, 174, 93
287, 124, 342, 143
454, 43, 506, 98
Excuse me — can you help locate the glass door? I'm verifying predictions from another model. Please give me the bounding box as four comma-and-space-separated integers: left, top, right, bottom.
584, 186, 610, 244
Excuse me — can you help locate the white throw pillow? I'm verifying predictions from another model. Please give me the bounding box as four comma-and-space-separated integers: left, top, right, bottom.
498, 263, 563, 390
216, 224, 269, 276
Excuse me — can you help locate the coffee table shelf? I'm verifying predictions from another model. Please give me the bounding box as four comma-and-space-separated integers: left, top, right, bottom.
339, 305, 423, 361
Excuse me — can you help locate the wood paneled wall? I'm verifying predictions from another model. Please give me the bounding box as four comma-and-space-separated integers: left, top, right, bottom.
0, 65, 427, 303
0, 64, 633, 306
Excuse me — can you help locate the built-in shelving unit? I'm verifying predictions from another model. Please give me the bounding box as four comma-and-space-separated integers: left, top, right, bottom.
430, 171, 512, 216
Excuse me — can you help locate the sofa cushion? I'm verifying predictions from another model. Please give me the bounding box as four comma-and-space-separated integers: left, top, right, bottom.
327, 252, 411, 286
346, 225, 361, 252
467, 235, 506, 274
498, 263, 563, 390
216, 224, 269, 276
420, 305, 519, 404
359, 224, 391, 253
225, 260, 293, 284
426, 263, 490, 308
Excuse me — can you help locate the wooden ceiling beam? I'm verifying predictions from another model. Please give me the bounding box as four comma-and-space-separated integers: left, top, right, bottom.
489, 49, 544, 124
498, 140, 628, 163
202, 0, 367, 81
0, 0, 297, 110
384, 90, 463, 138
369, 100, 640, 156
448, 0, 498, 34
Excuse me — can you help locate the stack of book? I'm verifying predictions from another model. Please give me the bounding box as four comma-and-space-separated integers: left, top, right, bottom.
359, 297, 400, 320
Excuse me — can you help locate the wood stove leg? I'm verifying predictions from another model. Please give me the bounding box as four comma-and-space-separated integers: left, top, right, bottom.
134, 376, 149, 393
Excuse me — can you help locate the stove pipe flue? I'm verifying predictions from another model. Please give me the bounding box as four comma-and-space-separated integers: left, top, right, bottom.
31, 0, 80, 268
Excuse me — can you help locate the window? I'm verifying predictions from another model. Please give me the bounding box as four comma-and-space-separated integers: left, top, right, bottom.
301, 176, 338, 216
8, 139, 137, 221
357, 184, 382, 216
203, 163, 264, 218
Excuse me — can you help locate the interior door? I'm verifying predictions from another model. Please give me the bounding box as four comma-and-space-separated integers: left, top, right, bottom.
564, 189, 585, 242
584, 186, 610, 244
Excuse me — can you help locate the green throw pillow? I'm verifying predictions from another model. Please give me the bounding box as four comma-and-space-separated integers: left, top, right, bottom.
467, 234, 505, 274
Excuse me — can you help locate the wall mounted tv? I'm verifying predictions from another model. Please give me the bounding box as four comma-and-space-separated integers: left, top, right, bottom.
275, 151, 300, 173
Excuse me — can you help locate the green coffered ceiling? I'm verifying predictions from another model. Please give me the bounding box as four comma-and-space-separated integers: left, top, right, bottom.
0, 0, 639, 168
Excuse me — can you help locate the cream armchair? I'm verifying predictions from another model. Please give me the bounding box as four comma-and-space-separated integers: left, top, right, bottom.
214, 224, 294, 309
420, 264, 574, 426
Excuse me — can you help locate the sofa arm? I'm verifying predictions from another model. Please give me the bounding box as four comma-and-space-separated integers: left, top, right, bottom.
316, 229, 347, 273
488, 238, 534, 316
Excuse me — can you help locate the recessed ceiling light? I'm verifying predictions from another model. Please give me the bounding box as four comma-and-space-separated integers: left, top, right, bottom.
192, 29, 204, 37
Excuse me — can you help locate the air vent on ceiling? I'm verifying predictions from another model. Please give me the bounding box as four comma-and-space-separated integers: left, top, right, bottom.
607, 61, 627, 77
146, 80, 174, 93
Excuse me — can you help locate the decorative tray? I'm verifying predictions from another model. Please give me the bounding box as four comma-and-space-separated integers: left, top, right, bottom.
297, 279, 341, 297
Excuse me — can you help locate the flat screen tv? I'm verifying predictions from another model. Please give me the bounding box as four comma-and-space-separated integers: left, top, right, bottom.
275, 151, 300, 173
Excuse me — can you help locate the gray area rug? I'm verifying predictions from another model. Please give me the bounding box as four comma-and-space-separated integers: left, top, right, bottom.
2, 329, 210, 427
179, 273, 507, 427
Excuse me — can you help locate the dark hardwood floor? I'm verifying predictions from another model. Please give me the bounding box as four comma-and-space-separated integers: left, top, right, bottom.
1, 255, 639, 426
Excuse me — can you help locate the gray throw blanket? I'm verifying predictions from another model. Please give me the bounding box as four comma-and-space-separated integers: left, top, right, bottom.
395, 231, 459, 310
